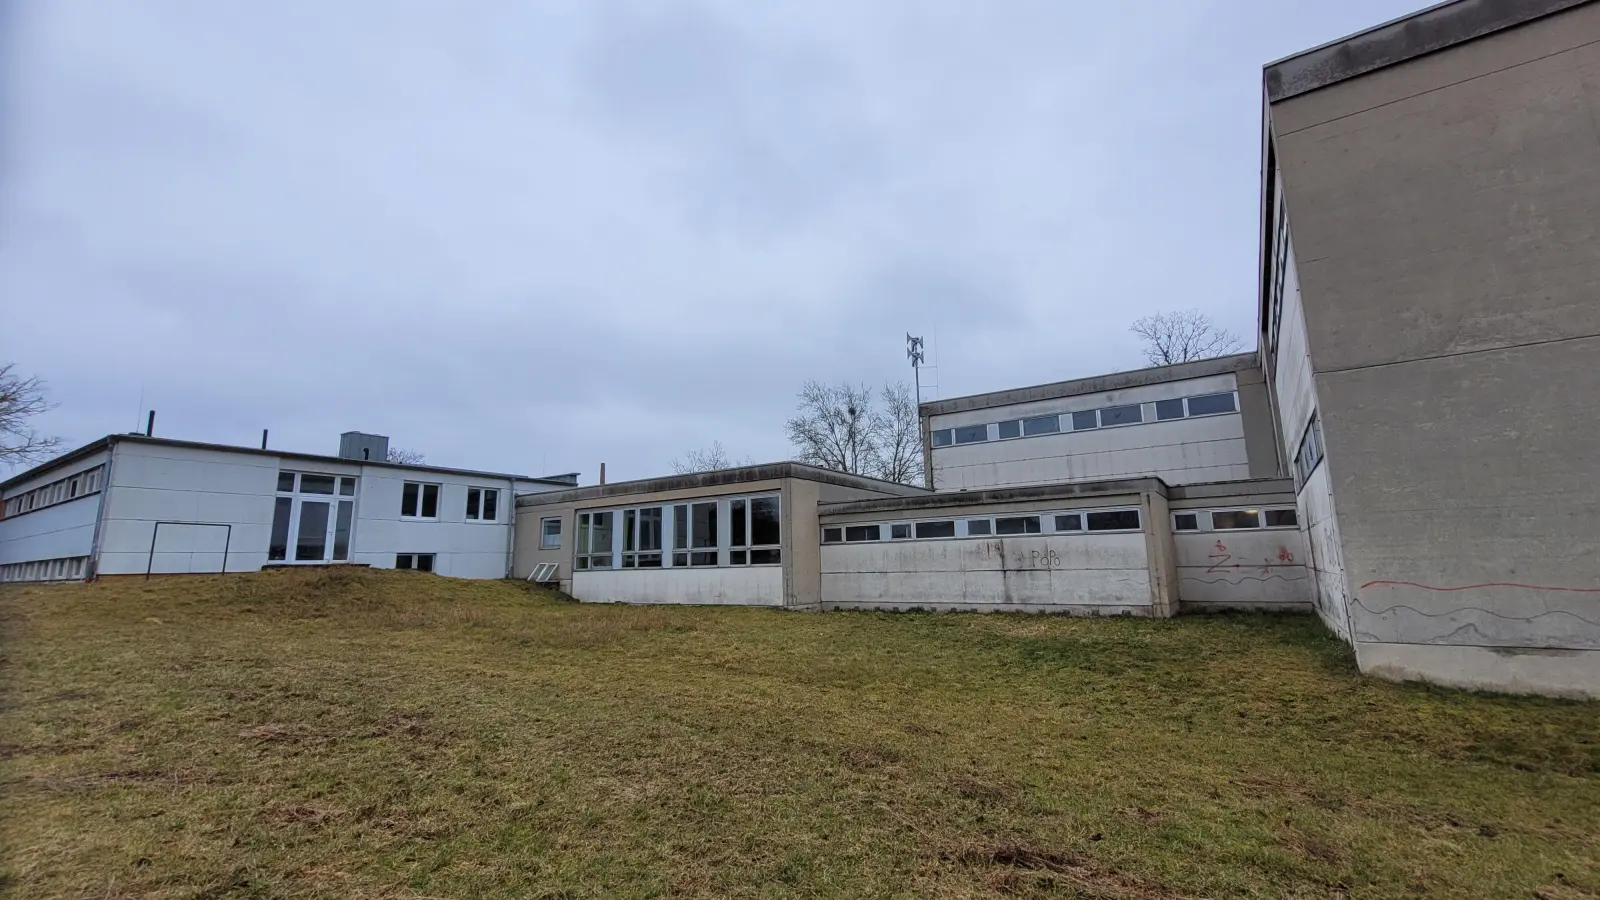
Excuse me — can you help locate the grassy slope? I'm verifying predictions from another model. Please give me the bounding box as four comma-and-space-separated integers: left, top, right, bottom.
1, 569, 1596, 900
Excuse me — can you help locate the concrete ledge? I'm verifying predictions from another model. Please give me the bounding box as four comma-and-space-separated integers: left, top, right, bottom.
1181, 601, 1314, 614
1168, 478, 1296, 501
516, 462, 928, 507
1357, 641, 1600, 699
822, 602, 1153, 616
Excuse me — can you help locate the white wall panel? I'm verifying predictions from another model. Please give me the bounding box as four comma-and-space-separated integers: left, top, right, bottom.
570, 566, 785, 606
351, 467, 514, 578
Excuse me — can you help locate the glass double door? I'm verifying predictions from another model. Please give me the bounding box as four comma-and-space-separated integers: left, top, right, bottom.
269, 473, 356, 563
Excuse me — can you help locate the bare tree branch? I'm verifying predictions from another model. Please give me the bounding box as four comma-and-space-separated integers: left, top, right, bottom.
868, 382, 923, 487
786, 380, 876, 476
669, 441, 755, 475
0, 363, 63, 466
386, 447, 427, 465
1129, 310, 1244, 367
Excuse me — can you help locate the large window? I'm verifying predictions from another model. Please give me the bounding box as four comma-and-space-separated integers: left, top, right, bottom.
622, 506, 663, 568
400, 481, 440, 519
270, 471, 357, 563
540, 517, 562, 549
574, 511, 615, 570
465, 487, 500, 522
729, 495, 781, 565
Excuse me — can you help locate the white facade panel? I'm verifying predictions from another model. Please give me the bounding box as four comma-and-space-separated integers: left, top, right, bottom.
350, 467, 517, 577
0, 496, 101, 565
820, 534, 1152, 613
1175, 529, 1312, 610
570, 566, 785, 606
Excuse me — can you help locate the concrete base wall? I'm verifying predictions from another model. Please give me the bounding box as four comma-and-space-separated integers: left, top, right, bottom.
1357, 641, 1600, 700
1175, 529, 1312, 612
570, 566, 785, 606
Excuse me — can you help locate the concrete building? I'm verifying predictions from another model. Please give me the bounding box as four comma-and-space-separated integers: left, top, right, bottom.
1259, 0, 1600, 695
920, 353, 1281, 492
0, 432, 575, 581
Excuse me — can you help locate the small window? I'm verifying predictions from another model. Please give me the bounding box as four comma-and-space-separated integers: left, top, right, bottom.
339, 477, 356, 496
395, 553, 434, 572
1186, 392, 1237, 416
401, 483, 418, 516
995, 516, 1041, 535
1264, 509, 1298, 528
1211, 509, 1261, 530
300, 474, 336, 495
1099, 404, 1143, 427
931, 429, 954, 448
401, 482, 440, 518
1054, 513, 1083, 532
1070, 410, 1098, 431
1022, 415, 1060, 436
914, 520, 956, 539
890, 523, 911, 539
86, 470, 100, 492
69, 478, 80, 498
845, 525, 880, 542
953, 425, 988, 444
482, 490, 498, 521
997, 420, 1021, 439
540, 517, 562, 549
822, 527, 843, 543
1173, 513, 1199, 531
965, 519, 991, 536
1155, 399, 1185, 421
728, 550, 747, 566
750, 548, 781, 565
1296, 416, 1324, 483
1086, 509, 1141, 531
465, 488, 498, 522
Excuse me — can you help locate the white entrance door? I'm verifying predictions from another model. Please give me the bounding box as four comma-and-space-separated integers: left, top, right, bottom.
270, 473, 357, 563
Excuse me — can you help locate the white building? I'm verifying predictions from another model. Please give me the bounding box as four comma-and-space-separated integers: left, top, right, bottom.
0, 432, 575, 582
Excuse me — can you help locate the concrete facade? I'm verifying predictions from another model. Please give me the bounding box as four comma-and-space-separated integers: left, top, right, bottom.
1262, 0, 1600, 696
920, 354, 1280, 492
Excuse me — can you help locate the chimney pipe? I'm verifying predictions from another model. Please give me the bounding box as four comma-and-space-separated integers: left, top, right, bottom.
363, 448, 370, 460
261, 429, 269, 449
145, 410, 155, 437
600, 462, 606, 485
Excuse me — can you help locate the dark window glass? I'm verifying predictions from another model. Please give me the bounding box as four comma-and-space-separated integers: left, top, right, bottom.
576, 556, 590, 570
416, 554, 434, 573
621, 555, 636, 568
890, 523, 911, 539
1265, 509, 1298, 528
1155, 399, 1185, 421
751, 497, 780, 545
674, 505, 688, 549
277, 472, 296, 492
730, 499, 747, 547
1099, 404, 1143, 427
997, 420, 1021, 439
729, 550, 747, 565
268, 497, 292, 560
966, 519, 992, 536
339, 477, 356, 496
690, 502, 717, 549
466, 488, 481, 520
591, 511, 614, 552
672, 552, 688, 567
845, 525, 880, 542
995, 516, 1041, 535
750, 548, 781, 565
638, 507, 662, 551
591, 553, 614, 569
1086, 510, 1141, 531
915, 520, 956, 538
396, 554, 413, 570
690, 550, 717, 567
296, 502, 330, 560
1186, 392, 1237, 416
333, 501, 353, 560
482, 490, 498, 521
954, 425, 988, 444
401, 482, 419, 517
623, 509, 636, 551
1022, 415, 1060, 436
300, 474, 335, 495
931, 429, 954, 447
1173, 513, 1199, 531
1071, 410, 1098, 431
637, 554, 662, 568
822, 527, 843, 543
1054, 513, 1082, 532
1211, 509, 1261, 530
420, 484, 439, 518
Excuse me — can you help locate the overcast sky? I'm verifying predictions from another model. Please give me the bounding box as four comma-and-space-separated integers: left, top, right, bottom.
1, 0, 1420, 482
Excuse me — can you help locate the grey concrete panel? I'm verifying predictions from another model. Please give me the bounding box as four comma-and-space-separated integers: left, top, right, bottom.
919, 354, 1258, 417
1357, 641, 1600, 698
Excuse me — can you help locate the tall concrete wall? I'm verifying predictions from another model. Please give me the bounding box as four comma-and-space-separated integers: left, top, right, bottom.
1270, 3, 1600, 695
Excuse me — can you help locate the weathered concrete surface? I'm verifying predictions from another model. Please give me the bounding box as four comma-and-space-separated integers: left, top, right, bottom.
819, 478, 1162, 518
919, 354, 1257, 417
1357, 642, 1600, 699
1175, 529, 1312, 611
1235, 364, 1283, 479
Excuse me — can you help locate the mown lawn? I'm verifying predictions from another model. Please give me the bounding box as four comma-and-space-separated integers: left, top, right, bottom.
1, 569, 1596, 899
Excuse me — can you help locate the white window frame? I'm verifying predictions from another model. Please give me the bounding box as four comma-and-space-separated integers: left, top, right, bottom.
395, 553, 436, 572
621, 506, 665, 569
1175, 507, 1299, 533
465, 487, 500, 523
727, 494, 781, 566
400, 481, 441, 520
271, 470, 358, 564
573, 510, 616, 570
540, 517, 562, 549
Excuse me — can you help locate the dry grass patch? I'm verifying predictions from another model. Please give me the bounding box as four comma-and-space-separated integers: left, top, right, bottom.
1, 568, 1596, 899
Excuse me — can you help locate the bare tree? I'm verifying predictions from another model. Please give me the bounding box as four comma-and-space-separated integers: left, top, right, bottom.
0, 363, 62, 466
1129, 310, 1244, 366
786, 381, 876, 476
869, 381, 923, 487
386, 447, 427, 465
669, 441, 755, 474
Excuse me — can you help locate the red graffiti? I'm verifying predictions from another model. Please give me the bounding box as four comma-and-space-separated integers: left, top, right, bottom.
1278, 547, 1295, 564
1359, 580, 1600, 594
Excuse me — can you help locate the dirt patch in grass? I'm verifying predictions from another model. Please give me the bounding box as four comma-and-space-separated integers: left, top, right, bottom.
2, 567, 1597, 899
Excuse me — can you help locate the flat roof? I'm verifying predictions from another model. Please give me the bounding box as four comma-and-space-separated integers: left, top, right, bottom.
0, 433, 578, 493
919, 353, 1258, 418
1264, 0, 1591, 102
515, 461, 930, 507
